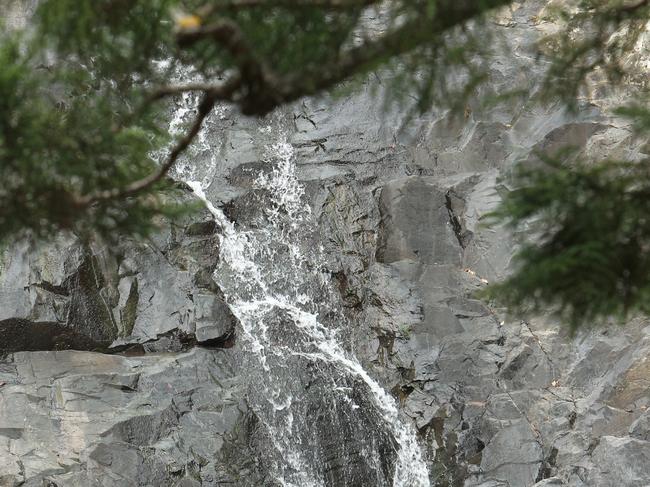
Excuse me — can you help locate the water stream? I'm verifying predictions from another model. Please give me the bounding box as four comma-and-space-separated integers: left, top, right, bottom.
180, 116, 429, 486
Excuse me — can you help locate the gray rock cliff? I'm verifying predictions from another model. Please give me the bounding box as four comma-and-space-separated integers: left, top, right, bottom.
1, 1, 650, 486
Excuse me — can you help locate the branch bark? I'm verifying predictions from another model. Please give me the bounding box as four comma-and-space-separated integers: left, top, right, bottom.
74, 92, 219, 207
294, 0, 514, 86
76, 0, 516, 206
177, 19, 268, 86
262, 0, 515, 111
176, 0, 515, 115
176, 17, 281, 113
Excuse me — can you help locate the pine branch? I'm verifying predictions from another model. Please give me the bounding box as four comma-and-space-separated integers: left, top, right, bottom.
73, 92, 219, 207
67, 0, 515, 209
273, 0, 517, 106
177, 0, 514, 115
176, 18, 270, 88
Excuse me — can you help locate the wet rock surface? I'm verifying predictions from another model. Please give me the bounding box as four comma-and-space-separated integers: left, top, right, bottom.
2, 1, 650, 486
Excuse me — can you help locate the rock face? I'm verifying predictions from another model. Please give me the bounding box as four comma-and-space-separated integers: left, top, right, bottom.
2, 1, 650, 486
0, 349, 246, 486
0, 216, 236, 354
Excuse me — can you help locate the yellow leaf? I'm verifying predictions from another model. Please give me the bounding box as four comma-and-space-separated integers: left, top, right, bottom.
177, 14, 201, 30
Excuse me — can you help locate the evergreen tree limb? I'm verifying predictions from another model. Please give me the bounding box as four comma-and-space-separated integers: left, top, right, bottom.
73, 91, 222, 207
177, 0, 514, 115
177, 18, 269, 85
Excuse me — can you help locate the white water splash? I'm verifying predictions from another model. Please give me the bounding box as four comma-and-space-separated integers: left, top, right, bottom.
185, 129, 430, 486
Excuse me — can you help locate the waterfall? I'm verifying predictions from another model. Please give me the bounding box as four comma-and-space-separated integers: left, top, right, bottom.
180, 116, 429, 486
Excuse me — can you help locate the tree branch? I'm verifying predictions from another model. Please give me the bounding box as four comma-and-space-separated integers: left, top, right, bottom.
74, 91, 224, 207
177, 19, 268, 86
177, 0, 515, 115
271, 0, 515, 107
74, 0, 517, 208
177, 17, 282, 113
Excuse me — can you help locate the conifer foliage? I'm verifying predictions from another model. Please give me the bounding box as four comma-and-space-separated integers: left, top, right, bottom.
2, 0, 650, 329
482, 1, 650, 329
0, 0, 512, 241
482, 147, 650, 331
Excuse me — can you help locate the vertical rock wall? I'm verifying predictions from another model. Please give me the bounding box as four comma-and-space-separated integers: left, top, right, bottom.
1, 1, 650, 486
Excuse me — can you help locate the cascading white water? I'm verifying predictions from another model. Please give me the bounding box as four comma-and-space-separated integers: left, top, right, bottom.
182, 121, 430, 486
